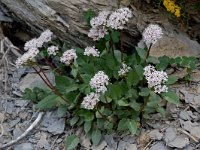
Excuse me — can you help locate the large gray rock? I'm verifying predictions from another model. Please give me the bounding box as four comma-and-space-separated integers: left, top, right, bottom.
19, 71, 55, 92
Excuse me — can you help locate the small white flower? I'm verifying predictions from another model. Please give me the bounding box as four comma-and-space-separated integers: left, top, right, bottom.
107, 7, 132, 30
16, 48, 39, 68
84, 46, 100, 57
24, 38, 39, 51
47, 45, 59, 55
142, 24, 163, 47
154, 85, 168, 94
88, 26, 108, 41
38, 29, 53, 44
90, 71, 109, 93
118, 63, 131, 76
81, 92, 100, 110
90, 10, 110, 28
144, 65, 168, 94
60, 49, 77, 65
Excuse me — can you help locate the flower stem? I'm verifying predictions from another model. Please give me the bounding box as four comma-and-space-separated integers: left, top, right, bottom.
32, 66, 69, 104
145, 43, 152, 61
120, 30, 124, 62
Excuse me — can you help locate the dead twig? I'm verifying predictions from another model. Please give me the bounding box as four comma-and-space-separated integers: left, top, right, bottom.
0, 112, 44, 149
142, 140, 153, 150
177, 128, 199, 143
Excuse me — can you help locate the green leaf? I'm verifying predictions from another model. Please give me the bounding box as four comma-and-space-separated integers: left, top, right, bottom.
162, 91, 179, 105
69, 116, 79, 126
118, 118, 128, 131
97, 119, 104, 128
166, 75, 178, 85
156, 107, 166, 116
92, 129, 102, 145
104, 121, 113, 130
76, 109, 94, 121
139, 88, 150, 96
84, 9, 94, 25
118, 99, 129, 106
111, 30, 120, 43
156, 56, 170, 70
55, 75, 76, 93
126, 70, 139, 87
57, 105, 68, 117
129, 101, 141, 111
127, 119, 138, 135
64, 135, 79, 150
135, 47, 147, 60
84, 121, 92, 134
36, 95, 59, 109
146, 56, 159, 64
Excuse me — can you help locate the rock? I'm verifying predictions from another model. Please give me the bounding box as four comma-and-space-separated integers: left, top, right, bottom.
104, 134, 117, 149
117, 140, 136, 150
179, 111, 191, 121
19, 72, 55, 92
126, 143, 137, 150
148, 129, 163, 140
13, 126, 23, 139
150, 142, 168, 150
197, 85, 200, 93
91, 140, 107, 150
41, 111, 65, 135
122, 134, 136, 144
180, 120, 200, 139
6, 102, 14, 114
37, 132, 50, 149
0, 113, 5, 122
14, 143, 33, 150
80, 135, 91, 149
149, 27, 200, 57
9, 118, 21, 128
164, 127, 177, 143
167, 135, 189, 148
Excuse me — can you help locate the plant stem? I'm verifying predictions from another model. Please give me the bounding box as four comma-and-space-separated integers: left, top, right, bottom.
120, 30, 124, 62
32, 66, 69, 104
109, 31, 114, 57
96, 108, 114, 124
145, 43, 153, 61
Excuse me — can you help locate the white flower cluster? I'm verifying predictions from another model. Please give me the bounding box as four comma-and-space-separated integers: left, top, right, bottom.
90, 11, 110, 28
144, 65, 168, 94
84, 46, 100, 57
82, 71, 109, 110
89, 71, 109, 93
107, 7, 132, 30
88, 7, 132, 41
118, 63, 131, 76
81, 92, 100, 110
60, 49, 77, 65
16, 30, 53, 68
24, 30, 53, 51
142, 24, 163, 47
47, 45, 59, 55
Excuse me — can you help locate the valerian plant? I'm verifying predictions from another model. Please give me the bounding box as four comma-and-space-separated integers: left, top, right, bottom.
17, 7, 196, 149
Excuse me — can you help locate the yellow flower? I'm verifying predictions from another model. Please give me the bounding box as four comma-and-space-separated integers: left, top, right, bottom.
163, 0, 181, 17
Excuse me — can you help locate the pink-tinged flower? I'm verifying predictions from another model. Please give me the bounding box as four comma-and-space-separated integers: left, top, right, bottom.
142, 24, 163, 46
118, 63, 131, 77
47, 45, 59, 55
81, 92, 100, 110
144, 65, 168, 93
90, 10, 110, 28
107, 7, 132, 30
89, 71, 109, 93
60, 49, 77, 65
88, 26, 108, 41
84, 46, 100, 57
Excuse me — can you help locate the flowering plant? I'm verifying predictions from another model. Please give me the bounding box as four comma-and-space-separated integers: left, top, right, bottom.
20, 8, 184, 149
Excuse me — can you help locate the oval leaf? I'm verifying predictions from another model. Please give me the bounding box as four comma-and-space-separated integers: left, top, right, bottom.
92, 129, 102, 145
65, 135, 79, 150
